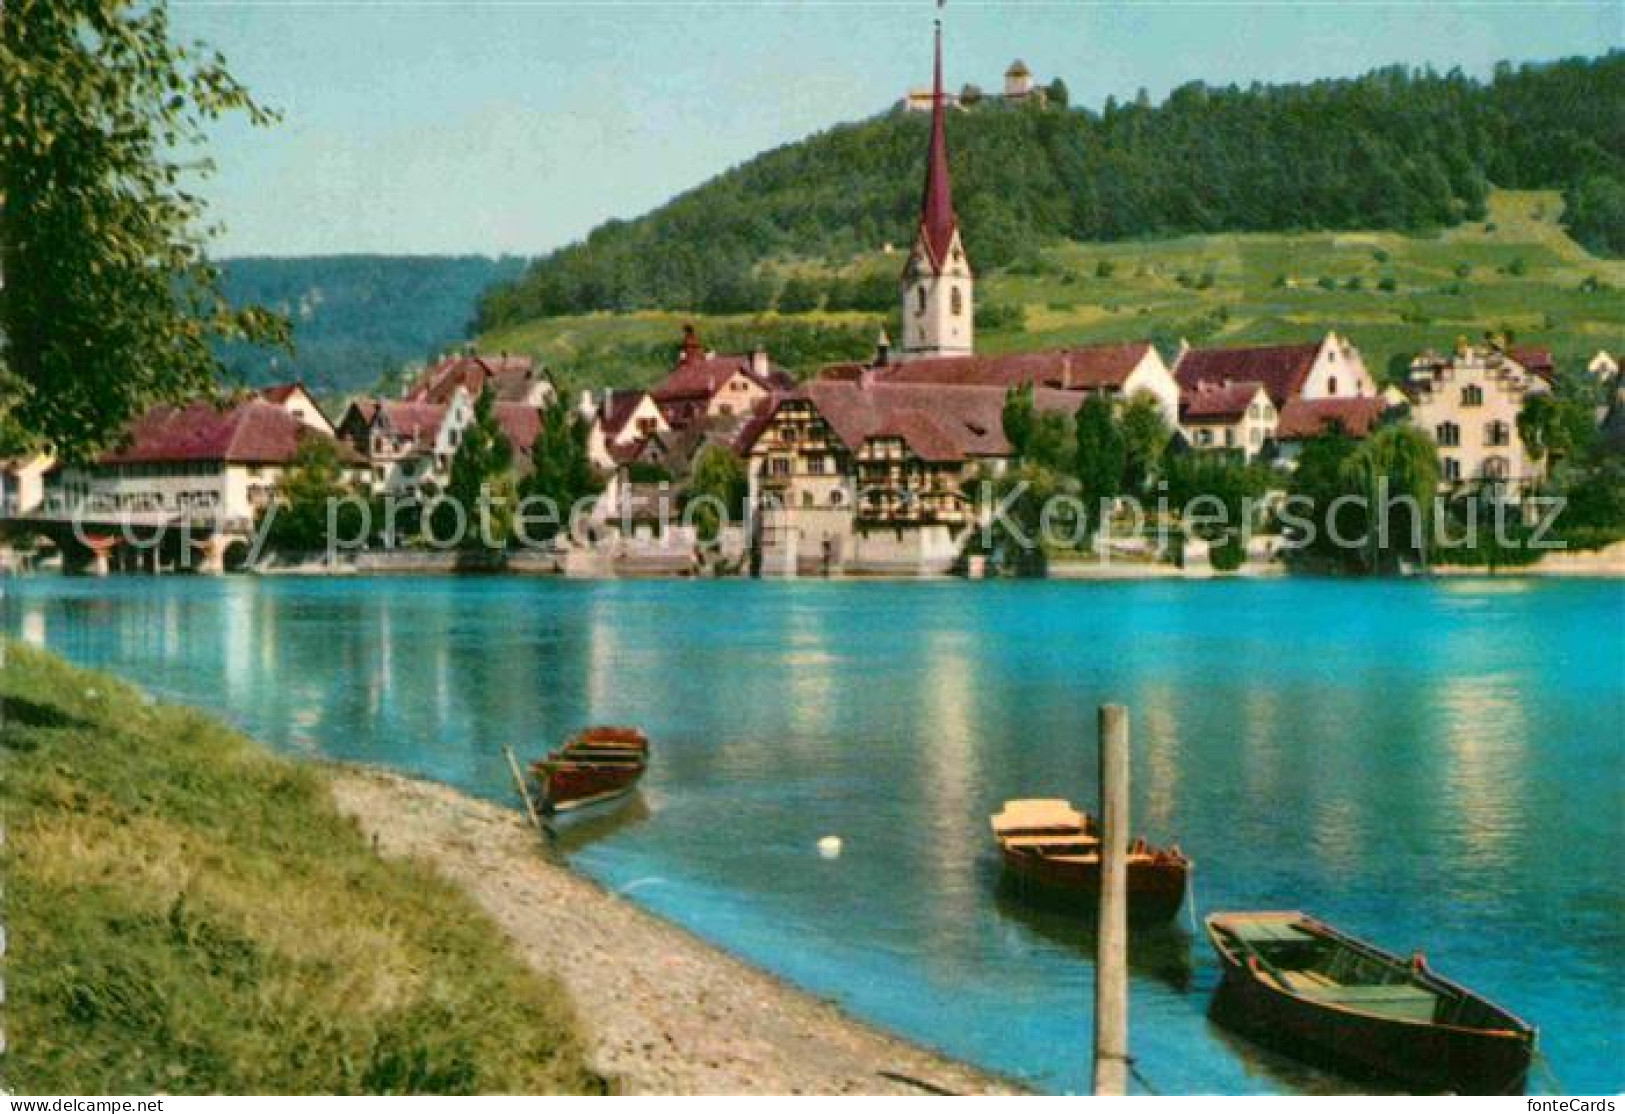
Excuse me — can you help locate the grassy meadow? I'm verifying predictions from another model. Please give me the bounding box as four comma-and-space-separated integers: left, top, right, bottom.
482, 190, 1624, 390
0, 642, 603, 1095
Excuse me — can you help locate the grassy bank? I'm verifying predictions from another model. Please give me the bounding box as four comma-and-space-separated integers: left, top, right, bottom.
0, 642, 603, 1095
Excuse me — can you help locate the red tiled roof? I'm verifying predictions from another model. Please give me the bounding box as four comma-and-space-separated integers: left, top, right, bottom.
98, 400, 314, 466
1511, 345, 1555, 377
405, 352, 540, 405
1276, 397, 1389, 441
864, 342, 1153, 390
1179, 380, 1266, 423
257, 383, 304, 404
651, 328, 791, 404
494, 403, 542, 459
757, 381, 1084, 462
374, 401, 447, 448
599, 389, 652, 438
1175, 342, 1322, 407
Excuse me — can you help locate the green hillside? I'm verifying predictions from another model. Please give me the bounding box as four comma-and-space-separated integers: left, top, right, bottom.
482, 190, 1624, 390
479, 54, 1624, 330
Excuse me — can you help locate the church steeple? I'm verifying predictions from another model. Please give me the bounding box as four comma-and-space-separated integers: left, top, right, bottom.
900, 18, 973, 360
918, 20, 958, 273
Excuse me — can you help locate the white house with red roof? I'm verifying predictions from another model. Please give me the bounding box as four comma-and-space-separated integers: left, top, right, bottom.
404, 349, 555, 408
649, 326, 792, 430
1178, 381, 1277, 459
257, 382, 335, 437
45, 398, 331, 530
581, 387, 672, 471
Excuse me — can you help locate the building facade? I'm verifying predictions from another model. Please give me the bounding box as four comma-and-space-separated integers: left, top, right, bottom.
1405, 346, 1550, 495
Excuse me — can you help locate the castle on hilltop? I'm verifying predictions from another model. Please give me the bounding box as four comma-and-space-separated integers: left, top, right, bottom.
902, 58, 1048, 112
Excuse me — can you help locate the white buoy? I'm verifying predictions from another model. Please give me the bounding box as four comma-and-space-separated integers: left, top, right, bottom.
817, 835, 843, 860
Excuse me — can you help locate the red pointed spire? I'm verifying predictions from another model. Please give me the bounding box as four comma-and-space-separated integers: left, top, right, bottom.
917, 19, 959, 274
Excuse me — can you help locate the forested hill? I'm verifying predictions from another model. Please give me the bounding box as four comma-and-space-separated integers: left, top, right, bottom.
478, 53, 1625, 330
217, 255, 527, 398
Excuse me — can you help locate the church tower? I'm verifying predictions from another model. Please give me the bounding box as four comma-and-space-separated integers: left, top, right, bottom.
900, 20, 973, 361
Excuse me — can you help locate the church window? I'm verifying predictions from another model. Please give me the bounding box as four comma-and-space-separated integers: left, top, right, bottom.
915, 287, 926, 316
951, 286, 963, 316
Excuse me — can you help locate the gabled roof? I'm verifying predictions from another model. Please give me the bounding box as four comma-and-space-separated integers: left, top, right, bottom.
373, 401, 448, 448
1175, 342, 1323, 407
599, 389, 654, 438
857, 342, 1154, 391
1275, 397, 1389, 441
97, 400, 314, 466
405, 352, 543, 405
257, 383, 308, 405
651, 327, 792, 404
1510, 345, 1555, 379
750, 380, 1083, 463
1179, 380, 1267, 423
493, 403, 542, 461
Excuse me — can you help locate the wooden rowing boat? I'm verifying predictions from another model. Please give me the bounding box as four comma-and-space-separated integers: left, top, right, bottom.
1205, 911, 1536, 1094
528, 726, 649, 813
990, 799, 1191, 924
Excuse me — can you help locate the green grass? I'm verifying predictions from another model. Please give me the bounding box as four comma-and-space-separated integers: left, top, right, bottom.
482, 191, 1625, 389
0, 642, 603, 1095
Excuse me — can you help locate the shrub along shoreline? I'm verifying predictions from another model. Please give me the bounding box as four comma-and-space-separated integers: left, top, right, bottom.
0, 641, 604, 1095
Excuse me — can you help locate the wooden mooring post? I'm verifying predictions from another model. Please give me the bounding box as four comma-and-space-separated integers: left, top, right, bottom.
1093, 703, 1130, 1096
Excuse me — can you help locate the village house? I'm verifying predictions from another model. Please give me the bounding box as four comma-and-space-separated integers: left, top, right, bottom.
403, 349, 555, 408
1404, 344, 1551, 496
649, 326, 793, 430
44, 398, 325, 530
745, 380, 1088, 574
336, 387, 543, 497
834, 340, 1181, 426
581, 388, 672, 471
1271, 396, 1392, 466
257, 382, 335, 436
1175, 333, 1376, 409
1589, 350, 1619, 382
1177, 381, 1276, 459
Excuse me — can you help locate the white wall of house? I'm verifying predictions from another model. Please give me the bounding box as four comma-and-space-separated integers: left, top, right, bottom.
1408, 349, 1548, 494
1122, 348, 1182, 427
1300, 331, 1377, 400
1, 455, 51, 516
707, 371, 771, 420
47, 461, 284, 527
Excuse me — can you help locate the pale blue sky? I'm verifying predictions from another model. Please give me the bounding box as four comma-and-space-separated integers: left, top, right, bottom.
174, 1, 1623, 258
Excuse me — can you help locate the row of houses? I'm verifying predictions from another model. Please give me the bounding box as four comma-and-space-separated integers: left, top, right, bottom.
4, 24, 1620, 576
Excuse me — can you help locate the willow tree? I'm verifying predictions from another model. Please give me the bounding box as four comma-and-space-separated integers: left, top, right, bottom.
0, 0, 286, 461
1340, 425, 1440, 573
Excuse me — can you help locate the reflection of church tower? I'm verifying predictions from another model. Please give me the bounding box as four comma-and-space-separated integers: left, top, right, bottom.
900, 20, 973, 361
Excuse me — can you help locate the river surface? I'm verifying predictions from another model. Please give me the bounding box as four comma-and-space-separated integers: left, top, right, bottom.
3, 575, 1621, 1094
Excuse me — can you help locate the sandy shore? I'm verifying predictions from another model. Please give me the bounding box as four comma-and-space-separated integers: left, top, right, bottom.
329, 766, 1016, 1096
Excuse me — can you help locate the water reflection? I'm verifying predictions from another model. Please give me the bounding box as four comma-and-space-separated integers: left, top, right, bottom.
1, 576, 1619, 1095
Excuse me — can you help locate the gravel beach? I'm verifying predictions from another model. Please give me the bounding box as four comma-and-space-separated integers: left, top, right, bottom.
329, 766, 1017, 1095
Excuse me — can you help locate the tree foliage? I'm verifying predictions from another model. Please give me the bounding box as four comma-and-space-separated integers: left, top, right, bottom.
519, 394, 603, 538
479, 54, 1625, 327
1073, 394, 1125, 528
436, 387, 513, 548
684, 444, 748, 542
0, 0, 287, 460
259, 436, 357, 553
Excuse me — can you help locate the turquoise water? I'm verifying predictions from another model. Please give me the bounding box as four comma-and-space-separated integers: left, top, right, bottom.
3, 576, 1622, 1094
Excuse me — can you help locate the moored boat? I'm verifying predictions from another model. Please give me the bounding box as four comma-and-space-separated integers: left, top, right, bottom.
990, 799, 1191, 924
1205, 911, 1536, 1094
529, 726, 649, 813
